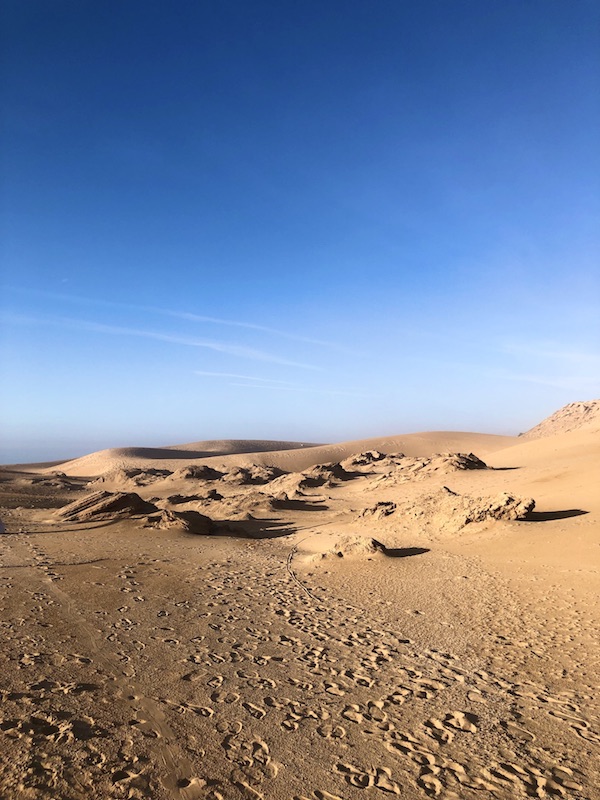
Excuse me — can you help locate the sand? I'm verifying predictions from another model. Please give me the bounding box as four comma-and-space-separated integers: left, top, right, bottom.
0, 401, 598, 799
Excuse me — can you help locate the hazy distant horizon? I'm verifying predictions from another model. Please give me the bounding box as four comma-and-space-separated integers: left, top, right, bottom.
0, 409, 548, 465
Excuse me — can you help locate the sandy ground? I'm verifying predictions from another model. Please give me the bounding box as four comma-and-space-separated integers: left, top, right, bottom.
0, 403, 598, 799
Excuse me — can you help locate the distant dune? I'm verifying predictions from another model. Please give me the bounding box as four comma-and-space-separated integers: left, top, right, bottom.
33, 431, 516, 478
205, 431, 518, 474
5, 400, 598, 480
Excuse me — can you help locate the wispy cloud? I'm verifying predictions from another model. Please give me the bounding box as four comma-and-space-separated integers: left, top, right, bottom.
6, 287, 346, 350
195, 370, 295, 384
228, 382, 374, 398
159, 308, 343, 350
194, 368, 373, 397
3, 313, 320, 370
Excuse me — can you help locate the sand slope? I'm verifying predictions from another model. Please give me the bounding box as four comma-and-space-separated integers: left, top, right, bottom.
522, 399, 600, 439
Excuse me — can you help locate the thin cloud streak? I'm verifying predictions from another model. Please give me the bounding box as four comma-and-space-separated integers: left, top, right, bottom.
3, 313, 320, 370
6, 287, 346, 351
195, 371, 296, 384
160, 308, 345, 350
228, 382, 374, 398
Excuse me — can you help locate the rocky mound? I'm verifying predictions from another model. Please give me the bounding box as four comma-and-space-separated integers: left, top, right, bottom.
172, 465, 224, 481
220, 464, 285, 486
372, 452, 487, 486
57, 491, 157, 522
340, 451, 386, 470
317, 535, 386, 560
399, 487, 535, 533
165, 489, 223, 506
301, 462, 356, 486
90, 468, 172, 489
523, 400, 600, 438
360, 501, 397, 519
217, 491, 278, 519
29, 472, 80, 490
141, 509, 214, 534
266, 473, 313, 497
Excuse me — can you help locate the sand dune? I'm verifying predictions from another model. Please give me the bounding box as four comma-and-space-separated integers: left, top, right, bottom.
0, 400, 598, 799
42, 440, 319, 479
39, 431, 517, 478
522, 398, 600, 438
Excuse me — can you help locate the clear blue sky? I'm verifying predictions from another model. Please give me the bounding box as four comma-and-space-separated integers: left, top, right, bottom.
1, 1, 599, 462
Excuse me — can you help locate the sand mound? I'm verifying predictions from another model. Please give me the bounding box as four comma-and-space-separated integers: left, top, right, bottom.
317, 534, 386, 560
141, 509, 214, 534
165, 489, 223, 506
301, 462, 355, 486
90, 467, 172, 489
56, 491, 157, 522
523, 399, 600, 438
220, 464, 285, 486
340, 451, 386, 469
266, 473, 312, 497
399, 486, 535, 533
171, 465, 224, 481
28, 472, 80, 490
360, 501, 397, 519
217, 491, 278, 519
372, 452, 488, 486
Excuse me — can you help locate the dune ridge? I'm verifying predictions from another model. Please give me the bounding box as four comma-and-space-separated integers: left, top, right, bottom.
35, 431, 516, 478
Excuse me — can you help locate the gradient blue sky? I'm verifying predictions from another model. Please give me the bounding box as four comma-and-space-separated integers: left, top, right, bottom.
1, 1, 599, 462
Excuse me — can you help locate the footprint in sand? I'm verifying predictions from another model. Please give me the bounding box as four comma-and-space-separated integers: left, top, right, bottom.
317, 722, 346, 739
444, 711, 479, 733
336, 762, 401, 794
211, 690, 240, 704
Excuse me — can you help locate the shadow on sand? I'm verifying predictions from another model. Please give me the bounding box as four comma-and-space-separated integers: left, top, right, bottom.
210, 518, 297, 540
524, 509, 588, 522
382, 546, 430, 558
272, 499, 329, 512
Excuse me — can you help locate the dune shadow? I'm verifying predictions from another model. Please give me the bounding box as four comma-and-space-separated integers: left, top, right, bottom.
211, 518, 296, 540
524, 509, 588, 522
491, 466, 521, 471
382, 546, 430, 558
272, 499, 329, 512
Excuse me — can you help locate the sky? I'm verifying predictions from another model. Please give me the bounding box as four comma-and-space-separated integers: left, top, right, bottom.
1, 0, 599, 462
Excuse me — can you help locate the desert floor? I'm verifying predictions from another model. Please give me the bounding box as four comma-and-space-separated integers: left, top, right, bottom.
0, 415, 598, 799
